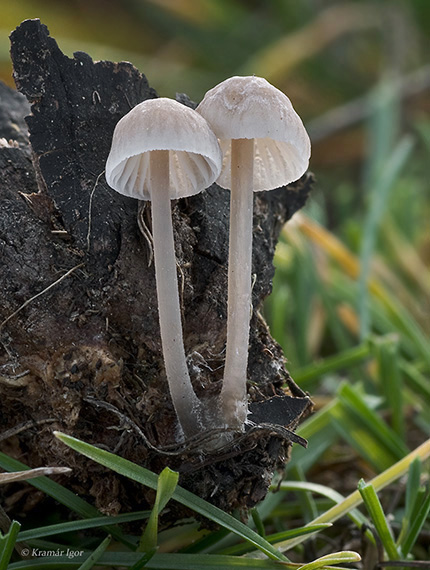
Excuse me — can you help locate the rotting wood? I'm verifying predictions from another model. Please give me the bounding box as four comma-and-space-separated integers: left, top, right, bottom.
0, 19, 313, 519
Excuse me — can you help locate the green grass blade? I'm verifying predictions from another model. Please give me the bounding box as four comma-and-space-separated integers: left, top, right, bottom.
54, 432, 288, 562
357, 480, 399, 560
405, 459, 423, 523
290, 246, 315, 366
289, 466, 318, 523
17, 511, 150, 542
221, 524, 331, 556
338, 382, 408, 457
129, 552, 154, 570
76, 535, 111, 570
331, 275, 430, 368
292, 342, 371, 390
289, 400, 340, 473
400, 490, 430, 556
330, 383, 407, 471
401, 361, 430, 401
0, 520, 21, 570
250, 508, 266, 538
297, 550, 361, 570
275, 481, 369, 530
371, 335, 405, 439
359, 132, 414, 339
330, 408, 393, 471
180, 528, 230, 554
380, 293, 430, 368
139, 467, 179, 555
364, 79, 401, 190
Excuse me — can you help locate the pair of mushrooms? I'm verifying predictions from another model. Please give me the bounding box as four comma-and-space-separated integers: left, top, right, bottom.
105, 76, 311, 441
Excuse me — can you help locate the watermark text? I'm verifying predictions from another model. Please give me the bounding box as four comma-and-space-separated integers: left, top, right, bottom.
21, 548, 85, 559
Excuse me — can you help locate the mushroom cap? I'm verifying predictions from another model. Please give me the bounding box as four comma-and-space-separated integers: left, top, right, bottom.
196, 76, 311, 191
105, 98, 222, 200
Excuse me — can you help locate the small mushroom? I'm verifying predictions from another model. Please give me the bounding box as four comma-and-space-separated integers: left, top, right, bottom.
197, 76, 311, 430
105, 97, 222, 439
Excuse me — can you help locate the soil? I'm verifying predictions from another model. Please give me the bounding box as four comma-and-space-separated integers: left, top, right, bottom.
0, 19, 313, 521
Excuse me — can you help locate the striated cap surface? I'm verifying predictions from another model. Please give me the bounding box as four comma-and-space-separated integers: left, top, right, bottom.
105, 98, 222, 200
196, 76, 311, 191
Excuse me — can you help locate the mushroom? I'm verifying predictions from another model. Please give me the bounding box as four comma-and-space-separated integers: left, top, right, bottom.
105, 97, 222, 439
197, 76, 311, 430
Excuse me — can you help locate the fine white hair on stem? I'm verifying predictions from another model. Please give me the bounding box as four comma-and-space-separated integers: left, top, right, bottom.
220, 138, 254, 428
105, 98, 222, 440
197, 76, 311, 431
149, 149, 203, 436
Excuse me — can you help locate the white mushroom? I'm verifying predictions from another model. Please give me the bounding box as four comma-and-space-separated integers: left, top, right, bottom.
197, 76, 311, 430
105, 97, 222, 439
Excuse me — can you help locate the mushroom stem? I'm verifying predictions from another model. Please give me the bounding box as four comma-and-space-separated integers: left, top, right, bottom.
221, 138, 254, 429
150, 150, 202, 438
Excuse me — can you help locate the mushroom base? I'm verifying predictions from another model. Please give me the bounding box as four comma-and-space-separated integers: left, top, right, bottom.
0, 19, 313, 523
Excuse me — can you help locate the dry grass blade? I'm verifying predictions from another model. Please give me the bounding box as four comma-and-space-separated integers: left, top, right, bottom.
0, 467, 71, 484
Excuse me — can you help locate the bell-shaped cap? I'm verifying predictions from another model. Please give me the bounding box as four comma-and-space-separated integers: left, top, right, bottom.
105, 98, 222, 200
196, 76, 311, 191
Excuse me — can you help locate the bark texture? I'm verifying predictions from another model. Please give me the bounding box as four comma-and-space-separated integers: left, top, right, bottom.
0, 19, 313, 520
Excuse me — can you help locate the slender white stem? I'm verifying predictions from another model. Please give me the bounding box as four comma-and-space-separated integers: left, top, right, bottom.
150, 150, 202, 438
221, 138, 254, 429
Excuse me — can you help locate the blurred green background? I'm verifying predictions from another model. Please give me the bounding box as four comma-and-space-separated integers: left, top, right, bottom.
2, 1, 429, 173
1, 0, 430, 461
1, 2, 430, 561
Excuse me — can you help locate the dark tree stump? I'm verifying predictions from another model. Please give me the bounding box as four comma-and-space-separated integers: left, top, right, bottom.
0, 19, 313, 519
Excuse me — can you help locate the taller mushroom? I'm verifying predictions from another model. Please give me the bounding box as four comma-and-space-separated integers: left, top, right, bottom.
105, 97, 222, 439
197, 76, 311, 430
